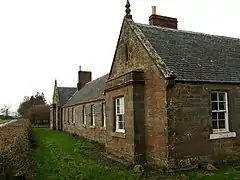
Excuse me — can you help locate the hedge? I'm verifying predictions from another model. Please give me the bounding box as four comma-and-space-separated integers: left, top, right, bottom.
0, 119, 35, 180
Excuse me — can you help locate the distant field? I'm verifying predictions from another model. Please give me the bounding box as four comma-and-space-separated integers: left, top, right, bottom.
0, 119, 10, 124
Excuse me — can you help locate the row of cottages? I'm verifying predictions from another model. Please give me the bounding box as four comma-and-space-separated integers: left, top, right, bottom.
50, 2, 240, 169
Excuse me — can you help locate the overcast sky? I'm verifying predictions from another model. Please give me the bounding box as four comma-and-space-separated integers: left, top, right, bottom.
0, 0, 240, 112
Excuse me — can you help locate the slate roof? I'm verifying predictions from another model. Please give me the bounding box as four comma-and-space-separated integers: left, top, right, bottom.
137, 23, 240, 83
58, 87, 77, 106
64, 74, 108, 107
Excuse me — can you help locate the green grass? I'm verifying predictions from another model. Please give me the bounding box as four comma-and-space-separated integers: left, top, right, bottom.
0, 119, 10, 124
186, 166, 240, 180
34, 128, 141, 180
33, 128, 240, 180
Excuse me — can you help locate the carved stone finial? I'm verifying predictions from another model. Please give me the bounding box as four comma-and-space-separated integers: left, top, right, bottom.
125, 0, 132, 19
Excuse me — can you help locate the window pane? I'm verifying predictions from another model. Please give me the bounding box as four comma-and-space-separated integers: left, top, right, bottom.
119, 121, 124, 130
118, 115, 125, 130
118, 114, 124, 122
211, 93, 217, 101
118, 115, 125, 129
212, 102, 218, 110
219, 102, 225, 110
212, 120, 218, 129
116, 98, 120, 106
218, 112, 225, 120
120, 103, 124, 114
219, 120, 226, 129
212, 112, 217, 120
218, 93, 225, 101
120, 97, 124, 106
117, 105, 120, 114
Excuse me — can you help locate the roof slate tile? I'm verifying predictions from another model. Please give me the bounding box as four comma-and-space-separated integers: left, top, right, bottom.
58, 87, 77, 106
64, 74, 108, 107
137, 23, 240, 83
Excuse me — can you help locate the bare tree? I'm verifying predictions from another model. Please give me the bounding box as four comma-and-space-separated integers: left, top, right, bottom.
0, 105, 11, 118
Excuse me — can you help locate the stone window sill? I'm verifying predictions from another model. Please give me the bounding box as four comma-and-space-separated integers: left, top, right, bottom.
100, 127, 106, 131
111, 132, 126, 139
90, 125, 96, 129
210, 132, 236, 140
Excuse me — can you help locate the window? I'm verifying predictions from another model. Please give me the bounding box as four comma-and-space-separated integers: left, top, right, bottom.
65, 109, 67, 123
72, 108, 74, 123
211, 91, 229, 133
91, 105, 95, 126
115, 97, 125, 133
73, 108, 76, 124
82, 106, 86, 125
102, 103, 106, 127
68, 108, 70, 123
62, 109, 65, 123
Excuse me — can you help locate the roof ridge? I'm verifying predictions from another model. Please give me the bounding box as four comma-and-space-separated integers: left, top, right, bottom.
136, 22, 240, 41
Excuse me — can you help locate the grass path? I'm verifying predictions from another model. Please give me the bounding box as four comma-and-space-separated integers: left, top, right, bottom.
34, 128, 140, 180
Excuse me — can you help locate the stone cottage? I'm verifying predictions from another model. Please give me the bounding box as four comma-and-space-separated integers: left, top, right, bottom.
50, 1, 240, 169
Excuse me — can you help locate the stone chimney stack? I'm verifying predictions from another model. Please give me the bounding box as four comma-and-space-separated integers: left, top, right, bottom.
77, 66, 92, 91
149, 6, 178, 29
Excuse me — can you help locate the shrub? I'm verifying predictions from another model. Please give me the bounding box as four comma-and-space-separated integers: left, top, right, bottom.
28, 104, 50, 125
0, 119, 35, 180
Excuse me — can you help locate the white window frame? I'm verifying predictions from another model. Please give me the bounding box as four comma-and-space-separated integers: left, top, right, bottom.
102, 103, 106, 127
83, 106, 86, 125
115, 97, 125, 133
91, 104, 95, 126
211, 91, 229, 133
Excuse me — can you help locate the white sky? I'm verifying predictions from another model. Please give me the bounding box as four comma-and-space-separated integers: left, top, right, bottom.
0, 0, 240, 112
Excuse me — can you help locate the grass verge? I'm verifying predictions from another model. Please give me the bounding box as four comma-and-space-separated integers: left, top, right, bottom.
33, 128, 240, 180
34, 128, 141, 180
